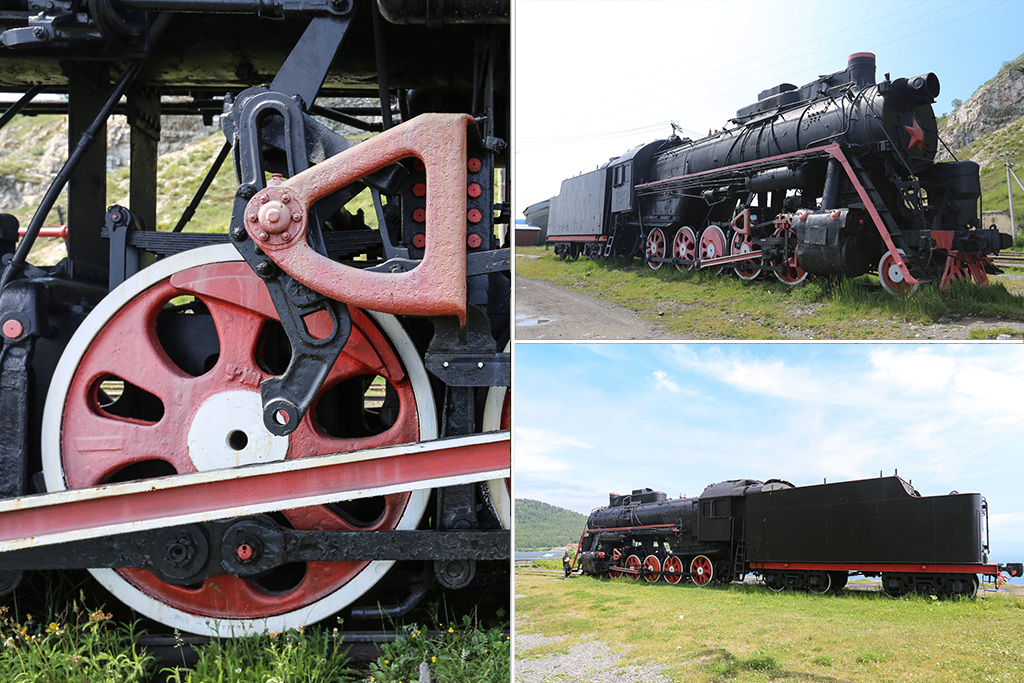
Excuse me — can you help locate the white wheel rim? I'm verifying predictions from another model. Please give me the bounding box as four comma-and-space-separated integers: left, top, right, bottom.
41, 244, 435, 636
481, 341, 510, 529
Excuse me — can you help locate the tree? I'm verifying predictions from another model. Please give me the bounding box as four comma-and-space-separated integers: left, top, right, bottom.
951, 98, 963, 110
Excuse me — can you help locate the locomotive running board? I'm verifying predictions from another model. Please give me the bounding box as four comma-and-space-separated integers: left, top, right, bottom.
0, 431, 509, 553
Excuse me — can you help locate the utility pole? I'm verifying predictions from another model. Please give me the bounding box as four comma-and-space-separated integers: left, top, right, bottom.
1000, 152, 1024, 239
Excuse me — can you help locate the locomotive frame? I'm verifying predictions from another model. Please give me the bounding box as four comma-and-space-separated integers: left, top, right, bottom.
575, 476, 1023, 598
535, 53, 1010, 294
0, 0, 510, 636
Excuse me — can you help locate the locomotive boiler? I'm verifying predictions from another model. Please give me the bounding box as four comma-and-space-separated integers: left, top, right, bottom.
0, 0, 510, 636
576, 476, 1022, 597
538, 53, 1009, 293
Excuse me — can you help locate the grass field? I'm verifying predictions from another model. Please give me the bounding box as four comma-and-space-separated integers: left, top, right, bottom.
515, 246, 1024, 339
515, 568, 1024, 683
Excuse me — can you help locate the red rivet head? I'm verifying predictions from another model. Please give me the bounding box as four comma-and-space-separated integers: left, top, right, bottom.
412, 183, 427, 198
2, 319, 23, 339
412, 208, 426, 223
412, 159, 426, 172
467, 234, 483, 248
467, 157, 482, 173
237, 543, 254, 562
467, 183, 482, 198
412, 233, 426, 248
467, 209, 482, 224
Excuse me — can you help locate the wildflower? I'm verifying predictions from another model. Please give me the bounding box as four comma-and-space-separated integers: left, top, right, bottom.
46, 622, 60, 634
235, 668, 242, 674
431, 656, 437, 663
447, 627, 454, 633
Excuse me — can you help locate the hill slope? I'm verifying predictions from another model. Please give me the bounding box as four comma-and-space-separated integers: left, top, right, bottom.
515, 499, 588, 551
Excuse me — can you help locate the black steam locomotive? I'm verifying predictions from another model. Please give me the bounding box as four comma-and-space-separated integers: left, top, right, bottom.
534, 53, 1009, 293
576, 476, 1022, 597
0, 0, 510, 637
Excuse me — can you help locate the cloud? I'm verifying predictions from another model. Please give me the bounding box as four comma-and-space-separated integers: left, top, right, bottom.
650, 369, 681, 395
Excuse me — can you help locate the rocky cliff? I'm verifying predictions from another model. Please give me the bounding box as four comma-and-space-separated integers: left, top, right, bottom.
938, 53, 1024, 159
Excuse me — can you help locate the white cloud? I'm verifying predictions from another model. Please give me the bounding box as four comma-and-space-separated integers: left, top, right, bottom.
650, 369, 681, 395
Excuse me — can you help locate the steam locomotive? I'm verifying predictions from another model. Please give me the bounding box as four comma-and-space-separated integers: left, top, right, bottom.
534, 53, 1009, 293
0, 0, 510, 636
576, 476, 1022, 597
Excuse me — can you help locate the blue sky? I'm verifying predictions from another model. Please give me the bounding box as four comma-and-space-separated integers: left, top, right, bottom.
515, 0, 1024, 217
513, 343, 1024, 562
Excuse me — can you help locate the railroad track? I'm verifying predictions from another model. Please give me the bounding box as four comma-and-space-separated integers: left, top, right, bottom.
993, 254, 1024, 268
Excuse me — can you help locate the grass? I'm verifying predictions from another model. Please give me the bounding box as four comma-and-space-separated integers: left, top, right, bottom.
0, 593, 153, 683
516, 246, 1024, 338
515, 568, 1024, 683
0, 574, 508, 683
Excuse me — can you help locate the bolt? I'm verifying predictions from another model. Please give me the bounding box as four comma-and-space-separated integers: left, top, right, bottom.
260, 194, 269, 204
230, 226, 247, 242
443, 361, 450, 368
248, 214, 258, 223
291, 212, 301, 222
477, 362, 484, 368
255, 260, 275, 277
281, 231, 291, 241
2, 319, 23, 340
281, 194, 290, 204
32, 26, 45, 39
258, 231, 269, 241
236, 543, 254, 562
237, 184, 257, 200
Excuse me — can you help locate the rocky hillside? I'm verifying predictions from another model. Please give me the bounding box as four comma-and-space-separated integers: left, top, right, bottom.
938, 53, 1024, 162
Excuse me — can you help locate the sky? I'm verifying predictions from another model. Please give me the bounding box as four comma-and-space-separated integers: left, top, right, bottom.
514, 0, 1024, 218
513, 343, 1024, 563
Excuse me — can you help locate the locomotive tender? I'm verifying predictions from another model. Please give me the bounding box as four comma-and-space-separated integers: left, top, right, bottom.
537, 53, 1010, 293
577, 476, 1023, 597
0, 0, 510, 636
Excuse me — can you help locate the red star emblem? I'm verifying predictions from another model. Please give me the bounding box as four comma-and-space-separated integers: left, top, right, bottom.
904, 117, 925, 152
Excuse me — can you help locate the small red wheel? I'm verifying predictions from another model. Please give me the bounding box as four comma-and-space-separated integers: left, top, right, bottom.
730, 232, 762, 280
690, 555, 714, 586
698, 225, 727, 274
645, 228, 666, 270
642, 555, 661, 584
663, 556, 683, 585
672, 226, 697, 272
625, 554, 642, 581
772, 223, 807, 285
878, 249, 919, 295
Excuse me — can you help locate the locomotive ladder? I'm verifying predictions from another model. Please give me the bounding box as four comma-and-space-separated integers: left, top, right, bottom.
844, 154, 931, 283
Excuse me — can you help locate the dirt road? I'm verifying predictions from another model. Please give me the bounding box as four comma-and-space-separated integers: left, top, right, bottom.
515, 276, 681, 340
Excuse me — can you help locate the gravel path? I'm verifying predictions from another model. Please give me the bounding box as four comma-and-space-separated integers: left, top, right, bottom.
515, 276, 679, 340
514, 616, 671, 683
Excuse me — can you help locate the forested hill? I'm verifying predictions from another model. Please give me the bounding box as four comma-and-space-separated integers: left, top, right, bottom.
515, 499, 588, 551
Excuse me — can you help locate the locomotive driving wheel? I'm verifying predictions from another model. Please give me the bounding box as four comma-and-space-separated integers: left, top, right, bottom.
698, 226, 727, 274
645, 228, 667, 270
625, 554, 642, 580
730, 232, 762, 280
663, 556, 683, 584
690, 555, 713, 586
771, 223, 807, 285
41, 245, 436, 636
672, 226, 697, 272
642, 555, 661, 584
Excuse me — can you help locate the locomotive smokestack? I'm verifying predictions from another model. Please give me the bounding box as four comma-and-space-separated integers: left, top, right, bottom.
847, 52, 876, 89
